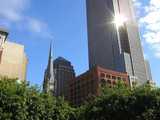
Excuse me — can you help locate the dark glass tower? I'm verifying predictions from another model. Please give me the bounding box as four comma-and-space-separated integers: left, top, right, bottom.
86, 0, 149, 85
54, 57, 75, 97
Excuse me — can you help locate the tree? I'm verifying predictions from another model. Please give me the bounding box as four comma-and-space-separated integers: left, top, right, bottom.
1, 77, 160, 120
79, 81, 160, 120
0, 77, 76, 120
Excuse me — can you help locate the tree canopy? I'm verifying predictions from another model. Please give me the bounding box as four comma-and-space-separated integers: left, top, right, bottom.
0, 78, 160, 120
80, 82, 160, 120
0, 78, 76, 120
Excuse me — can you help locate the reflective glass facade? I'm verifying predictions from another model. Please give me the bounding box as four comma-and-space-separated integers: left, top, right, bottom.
86, 0, 148, 85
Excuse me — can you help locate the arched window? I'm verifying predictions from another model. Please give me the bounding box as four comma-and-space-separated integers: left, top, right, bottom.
107, 80, 111, 84
100, 79, 106, 87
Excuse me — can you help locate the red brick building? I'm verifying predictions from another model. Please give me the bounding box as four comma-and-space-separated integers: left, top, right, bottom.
68, 66, 129, 105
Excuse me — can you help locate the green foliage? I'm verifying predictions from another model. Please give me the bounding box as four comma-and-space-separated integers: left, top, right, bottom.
1, 78, 160, 120
79, 82, 160, 120
0, 78, 75, 120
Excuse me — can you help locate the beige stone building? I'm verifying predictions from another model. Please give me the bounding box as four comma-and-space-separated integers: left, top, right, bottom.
0, 28, 28, 81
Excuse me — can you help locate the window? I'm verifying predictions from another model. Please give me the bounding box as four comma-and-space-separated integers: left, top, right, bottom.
112, 81, 116, 85
107, 80, 111, 84
117, 77, 121, 80
106, 74, 111, 79
112, 76, 116, 80
100, 79, 106, 87
100, 73, 105, 78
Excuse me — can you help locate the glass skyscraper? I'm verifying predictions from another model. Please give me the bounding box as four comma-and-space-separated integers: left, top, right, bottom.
54, 57, 75, 97
86, 0, 150, 85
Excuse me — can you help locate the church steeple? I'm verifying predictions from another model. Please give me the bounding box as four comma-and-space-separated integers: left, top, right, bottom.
43, 41, 55, 94
47, 41, 53, 69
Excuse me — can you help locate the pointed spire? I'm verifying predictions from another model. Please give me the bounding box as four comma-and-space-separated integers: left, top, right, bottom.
43, 40, 55, 94
47, 40, 53, 68
50, 40, 53, 57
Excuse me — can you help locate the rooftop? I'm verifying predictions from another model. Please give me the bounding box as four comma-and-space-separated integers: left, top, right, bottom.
0, 27, 9, 35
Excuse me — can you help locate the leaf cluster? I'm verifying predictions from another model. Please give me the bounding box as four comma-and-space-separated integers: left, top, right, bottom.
1, 78, 160, 120
0, 78, 75, 120
79, 82, 160, 120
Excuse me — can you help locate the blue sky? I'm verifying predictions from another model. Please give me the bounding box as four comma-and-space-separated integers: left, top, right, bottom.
0, 0, 160, 86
